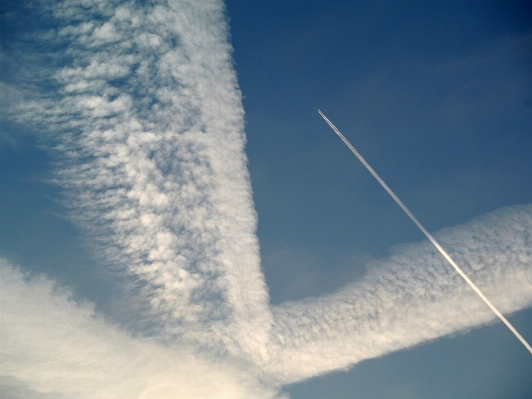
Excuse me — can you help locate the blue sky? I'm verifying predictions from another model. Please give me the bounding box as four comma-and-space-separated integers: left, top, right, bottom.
228, 0, 532, 293
1, 1, 532, 398
226, 2, 532, 396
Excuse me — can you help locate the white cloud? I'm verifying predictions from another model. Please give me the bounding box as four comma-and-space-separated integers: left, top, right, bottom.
265, 205, 532, 383
8, 0, 272, 357
0, 260, 283, 399
2, 0, 531, 397
2, 205, 531, 396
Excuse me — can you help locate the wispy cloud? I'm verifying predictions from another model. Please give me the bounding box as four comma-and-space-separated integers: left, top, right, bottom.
0, 260, 282, 399
1, 0, 531, 397
6, 0, 272, 357
2, 205, 531, 395
267, 205, 532, 382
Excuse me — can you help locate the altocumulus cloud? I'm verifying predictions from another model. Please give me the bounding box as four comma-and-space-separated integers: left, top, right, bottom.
1, 0, 531, 398
6, 0, 272, 358
267, 205, 532, 382
0, 261, 282, 399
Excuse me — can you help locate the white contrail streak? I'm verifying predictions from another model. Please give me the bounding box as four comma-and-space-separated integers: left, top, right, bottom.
316, 108, 532, 355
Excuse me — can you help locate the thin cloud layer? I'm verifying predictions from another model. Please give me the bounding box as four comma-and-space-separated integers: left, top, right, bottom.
2, 205, 531, 396
266, 205, 532, 382
7, 0, 272, 358
1, 0, 531, 398
0, 260, 282, 399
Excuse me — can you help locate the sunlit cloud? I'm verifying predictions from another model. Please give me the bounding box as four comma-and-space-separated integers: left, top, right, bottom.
0, 260, 282, 399
1, 0, 531, 398
267, 205, 532, 382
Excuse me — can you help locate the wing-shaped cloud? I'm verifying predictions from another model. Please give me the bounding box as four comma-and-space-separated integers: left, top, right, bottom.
0, 260, 282, 399
6, 0, 272, 359
266, 205, 532, 382
1, 0, 531, 397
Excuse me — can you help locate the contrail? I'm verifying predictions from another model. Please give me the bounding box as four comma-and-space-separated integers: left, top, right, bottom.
316, 108, 532, 354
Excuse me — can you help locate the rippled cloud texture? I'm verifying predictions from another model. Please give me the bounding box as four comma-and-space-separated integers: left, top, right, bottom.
1, 1, 531, 398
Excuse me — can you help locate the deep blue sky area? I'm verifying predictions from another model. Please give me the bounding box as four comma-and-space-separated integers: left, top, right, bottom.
224, 1, 532, 397
0, 125, 112, 306
1, 1, 532, 398
226, 0, 532, 298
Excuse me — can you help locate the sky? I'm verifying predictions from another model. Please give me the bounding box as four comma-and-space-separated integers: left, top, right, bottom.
1, 0, 531, 398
